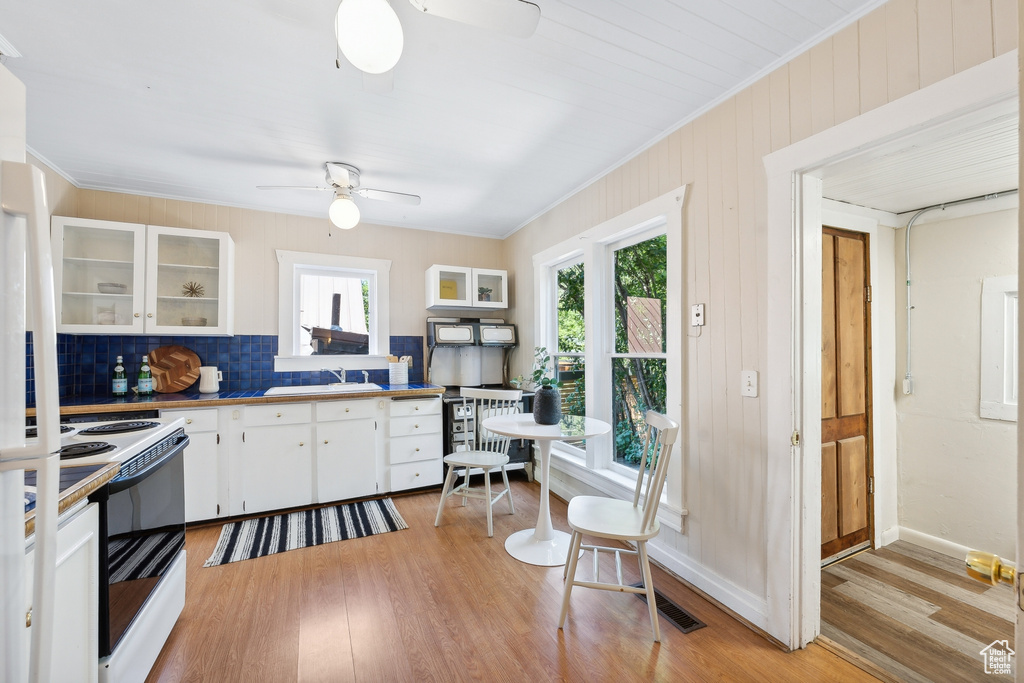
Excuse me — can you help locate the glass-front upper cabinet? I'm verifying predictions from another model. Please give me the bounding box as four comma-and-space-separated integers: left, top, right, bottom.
52, 217, 234, 335
52, 217, 147, 333
145, 225, 233, 335
425, 264, 508, 310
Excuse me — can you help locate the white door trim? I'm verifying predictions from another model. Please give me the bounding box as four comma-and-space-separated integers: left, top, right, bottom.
762, 49, 1018, 648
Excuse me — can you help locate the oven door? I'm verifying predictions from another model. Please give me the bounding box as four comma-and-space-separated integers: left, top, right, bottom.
91, 430, 189, 657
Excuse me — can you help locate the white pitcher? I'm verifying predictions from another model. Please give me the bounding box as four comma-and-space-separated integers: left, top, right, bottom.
199, 366, 222, 393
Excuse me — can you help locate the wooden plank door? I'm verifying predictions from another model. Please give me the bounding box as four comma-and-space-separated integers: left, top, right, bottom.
821, 227, 873, 562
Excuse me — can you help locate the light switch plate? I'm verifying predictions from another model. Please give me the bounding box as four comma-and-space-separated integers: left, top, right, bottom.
740, 370, 758, 397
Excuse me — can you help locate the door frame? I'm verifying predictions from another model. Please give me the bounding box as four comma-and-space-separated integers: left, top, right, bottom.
762, 50, 1018, 648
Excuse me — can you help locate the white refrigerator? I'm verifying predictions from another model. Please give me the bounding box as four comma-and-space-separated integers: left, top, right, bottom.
0, 62, 63, 683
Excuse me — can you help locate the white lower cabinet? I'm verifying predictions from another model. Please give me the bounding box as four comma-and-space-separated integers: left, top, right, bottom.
240, 403, 313, 514
24, 502, 100, 683
161, 408, 222, 523
387, 398, 443, 492
315, 399, 381, 503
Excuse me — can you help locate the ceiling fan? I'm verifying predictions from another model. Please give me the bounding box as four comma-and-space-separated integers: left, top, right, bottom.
258, 162, 421, 231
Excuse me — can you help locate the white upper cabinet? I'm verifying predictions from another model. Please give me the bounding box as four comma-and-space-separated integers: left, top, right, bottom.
426, 264, 508, 310
52, 216, 234, 335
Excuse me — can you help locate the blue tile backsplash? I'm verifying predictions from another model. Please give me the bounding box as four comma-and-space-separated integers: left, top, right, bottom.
25, 333, 424, 406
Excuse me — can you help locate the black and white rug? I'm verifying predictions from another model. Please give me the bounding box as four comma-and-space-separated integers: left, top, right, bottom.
203, 498, 408, 567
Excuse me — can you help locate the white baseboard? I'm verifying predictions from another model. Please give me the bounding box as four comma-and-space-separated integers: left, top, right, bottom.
895, 526, 1013, 566
878, 525, 900, 547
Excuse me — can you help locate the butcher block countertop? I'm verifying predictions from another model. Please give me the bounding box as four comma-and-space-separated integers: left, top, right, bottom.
24, 462, 120, 537
27, 382, 444, 416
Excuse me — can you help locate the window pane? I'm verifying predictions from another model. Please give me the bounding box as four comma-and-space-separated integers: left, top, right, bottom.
612, 357, 666, 468
614, 235, 666, 354
557, 261, 585, 353
298, 272, 370, 356
555, 355, 586, 448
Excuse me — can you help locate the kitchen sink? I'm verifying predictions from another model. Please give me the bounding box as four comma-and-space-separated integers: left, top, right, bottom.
263, 383, 382, 397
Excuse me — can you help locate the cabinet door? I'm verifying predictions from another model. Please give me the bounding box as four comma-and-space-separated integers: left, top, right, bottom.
241, 424, 313, 514
183, 431, 220, 522
145, 225, 234, 335
25, 503, 99, 683
425, 264, 473, 308
317, 418, 377, 502
51, 216, 146, 333
471, 268, 508, 309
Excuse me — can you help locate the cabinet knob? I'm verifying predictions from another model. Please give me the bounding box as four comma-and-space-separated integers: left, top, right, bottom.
186, 418, 193, 424
134, 313, 140, 318
323, 440, 329, 445
415, 406, 419, 411
25, 607, 31, 628
147, 313, 153, 318
276, 412, 282, 418
414, 424, 419, 429
299, 441, 304, 447
415, 472, 420, 477
415, 447, 420, 452
345, 407, 350, 413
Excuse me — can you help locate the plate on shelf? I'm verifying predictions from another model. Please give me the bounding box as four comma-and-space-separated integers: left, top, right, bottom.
148, 345, 201, 393
181, 317, 207, 326
97, 282, 127, 294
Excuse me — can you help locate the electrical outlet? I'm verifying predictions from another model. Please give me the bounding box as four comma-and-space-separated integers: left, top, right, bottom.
691, 303, 705, 327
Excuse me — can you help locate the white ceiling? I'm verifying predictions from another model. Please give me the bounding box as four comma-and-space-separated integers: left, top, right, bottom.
0, 0, 889, 237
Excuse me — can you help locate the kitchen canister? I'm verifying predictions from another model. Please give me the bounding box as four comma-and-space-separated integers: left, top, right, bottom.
389, 362, 408, 386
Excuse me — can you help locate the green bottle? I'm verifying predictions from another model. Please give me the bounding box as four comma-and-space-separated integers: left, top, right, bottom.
112, 356, 127, 396
138, 355, 153, 396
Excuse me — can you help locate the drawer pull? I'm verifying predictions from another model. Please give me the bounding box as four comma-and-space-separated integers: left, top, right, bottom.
415, 447, 420, 452
276, 412, 282, 418
186, 418, 193, 424
415, 472, 420, 477
415, 406, 419, 410
414, 424, 419, 429
346, 407, 350, 413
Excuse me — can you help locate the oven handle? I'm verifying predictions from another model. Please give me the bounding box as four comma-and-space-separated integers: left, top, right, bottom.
108, 432, 190, 494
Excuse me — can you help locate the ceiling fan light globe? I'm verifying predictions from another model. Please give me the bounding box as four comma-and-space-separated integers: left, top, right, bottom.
329, 195, 361, 229
336, 0, 404, 74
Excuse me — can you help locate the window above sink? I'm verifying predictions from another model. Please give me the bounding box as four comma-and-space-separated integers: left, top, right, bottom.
275, 250, 391, 372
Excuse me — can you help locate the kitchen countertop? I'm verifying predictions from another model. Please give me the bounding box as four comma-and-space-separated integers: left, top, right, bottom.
28, 382, 445, 416
23, 462, 120, 537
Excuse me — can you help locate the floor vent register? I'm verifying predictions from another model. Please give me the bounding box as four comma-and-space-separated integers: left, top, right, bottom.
630, 583, 707, 634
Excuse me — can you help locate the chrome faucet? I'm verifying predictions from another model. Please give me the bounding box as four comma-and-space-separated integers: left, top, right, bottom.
322, 367, 346, 383
362, 370, 369, 384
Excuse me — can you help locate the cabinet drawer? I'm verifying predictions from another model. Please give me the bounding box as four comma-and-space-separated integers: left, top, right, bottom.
161, 408, 217, 433
317, 398, 376, 422
390, 461, 444, 491
389, 433, 443, 465
244, 402, 311, 426
389, 414, 440, 438
390, 397, 441, 418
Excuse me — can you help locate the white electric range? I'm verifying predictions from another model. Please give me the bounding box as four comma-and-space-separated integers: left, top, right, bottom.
28, 415, 189, 683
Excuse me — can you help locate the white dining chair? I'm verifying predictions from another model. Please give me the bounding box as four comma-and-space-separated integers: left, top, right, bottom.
557, 410, 680, 641
434, 387, 523, 537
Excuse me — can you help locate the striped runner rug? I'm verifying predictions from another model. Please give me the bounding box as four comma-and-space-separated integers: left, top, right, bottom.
203, 498, 408, 567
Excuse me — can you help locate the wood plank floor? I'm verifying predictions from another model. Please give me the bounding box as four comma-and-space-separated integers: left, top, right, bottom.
820, 541, 1015, 682
148, 476, 877, 682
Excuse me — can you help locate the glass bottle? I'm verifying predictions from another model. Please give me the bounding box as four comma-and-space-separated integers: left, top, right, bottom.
138, 355, 153, 396
112, 355, 127, 397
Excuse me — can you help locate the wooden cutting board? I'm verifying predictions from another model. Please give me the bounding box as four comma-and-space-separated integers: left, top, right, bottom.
148, 345, 201, 393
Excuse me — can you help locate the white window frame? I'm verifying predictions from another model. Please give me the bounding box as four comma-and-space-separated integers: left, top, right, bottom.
533, 187, 685, 499
980, 274, 1017, 421
275, 250, 391, 372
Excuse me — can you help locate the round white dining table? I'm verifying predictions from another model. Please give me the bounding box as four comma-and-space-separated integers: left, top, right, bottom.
482, 413, 611, 566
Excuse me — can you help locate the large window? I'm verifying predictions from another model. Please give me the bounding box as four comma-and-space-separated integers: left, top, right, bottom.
276, 250, 391, 371
534, 189, 682, 479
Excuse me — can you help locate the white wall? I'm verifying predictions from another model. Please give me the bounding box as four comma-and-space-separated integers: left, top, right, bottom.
894, 208, 1018, 559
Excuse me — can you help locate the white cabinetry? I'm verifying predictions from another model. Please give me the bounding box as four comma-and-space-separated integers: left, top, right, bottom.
426, 264, 508, 309
387, 397, 443, 491
161, 407, 222, 522
52, 216, 234, 335
239, 403, 313, 514
315, 399, 380, 503
24, 503, 99, 683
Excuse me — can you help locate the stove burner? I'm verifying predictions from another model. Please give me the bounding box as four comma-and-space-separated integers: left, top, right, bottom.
79, 421, 160, 435
25, 425, 74, 438
59, 442, 116, 460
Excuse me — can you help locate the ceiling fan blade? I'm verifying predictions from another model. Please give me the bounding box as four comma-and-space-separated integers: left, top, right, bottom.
354, 187, 421, 205
409, 0, 540, 38
257, 185, 333, 191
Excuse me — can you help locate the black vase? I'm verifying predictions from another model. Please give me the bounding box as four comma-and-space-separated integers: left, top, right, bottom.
533, 385, 562, 425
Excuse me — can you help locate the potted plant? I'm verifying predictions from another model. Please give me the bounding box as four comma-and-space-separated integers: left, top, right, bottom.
511, 347, 564, 425
478, 286, 492, 302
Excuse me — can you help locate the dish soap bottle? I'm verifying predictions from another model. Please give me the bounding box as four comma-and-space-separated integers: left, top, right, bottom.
138, 355, 153, 396
112, 356, 127, 397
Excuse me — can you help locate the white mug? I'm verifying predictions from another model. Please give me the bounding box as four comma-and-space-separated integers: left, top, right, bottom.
199, 366, 222, 393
